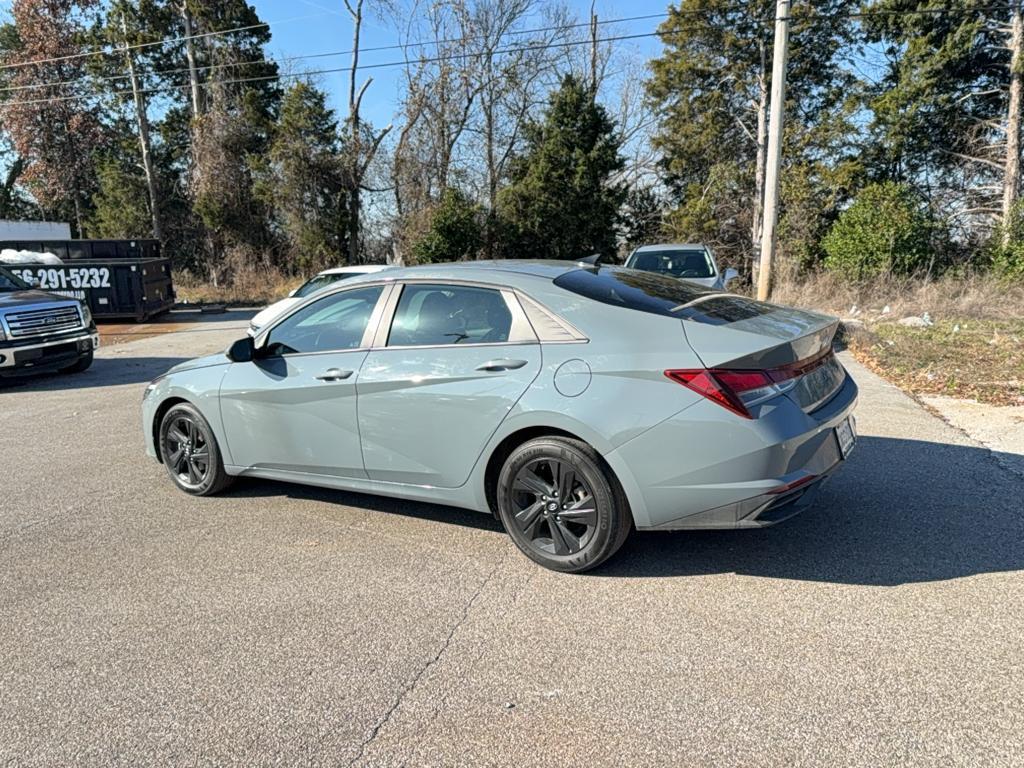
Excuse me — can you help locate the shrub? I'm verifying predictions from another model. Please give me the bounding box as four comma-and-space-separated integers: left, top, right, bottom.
411, 188, 483, 264
822, 182, 936, 279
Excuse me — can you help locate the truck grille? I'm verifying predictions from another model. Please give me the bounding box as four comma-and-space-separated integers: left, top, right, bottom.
3, 305, 83, 338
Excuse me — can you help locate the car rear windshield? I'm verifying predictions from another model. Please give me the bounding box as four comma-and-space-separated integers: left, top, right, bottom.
295, 272, 369, 298
627, 249, 715, 279
552, 267, 771, 324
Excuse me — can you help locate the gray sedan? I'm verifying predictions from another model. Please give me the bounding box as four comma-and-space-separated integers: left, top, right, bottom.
142, 261, 857, 573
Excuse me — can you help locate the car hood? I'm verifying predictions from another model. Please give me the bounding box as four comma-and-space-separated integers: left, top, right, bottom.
164, 351, 230, 376
251, 297, 301, 330
0, 289, 76, 308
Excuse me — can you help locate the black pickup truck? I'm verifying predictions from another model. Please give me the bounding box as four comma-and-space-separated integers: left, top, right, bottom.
0, 265, 99, 377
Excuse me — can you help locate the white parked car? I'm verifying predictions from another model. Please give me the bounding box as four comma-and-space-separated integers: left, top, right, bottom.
624, 243, 739, 290
249, 265, 392, 334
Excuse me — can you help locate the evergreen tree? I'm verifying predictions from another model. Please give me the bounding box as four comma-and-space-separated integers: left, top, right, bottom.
87, 156, 152, 238
621, 185, 667, 253
862, 0, 1019, 240
187, 0, 281, 282
646, 0, 857, 271
497, 74, 625, 260
256, 81, 348, 274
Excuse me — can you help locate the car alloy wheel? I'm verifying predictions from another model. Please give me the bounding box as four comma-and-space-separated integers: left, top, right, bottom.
158, 403, 233, 496
497, 436, 631, 573
165, 413, 211, 489
510, 457, 598, 556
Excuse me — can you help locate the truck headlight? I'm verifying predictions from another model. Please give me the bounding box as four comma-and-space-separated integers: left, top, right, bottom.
80, 302, 92, 326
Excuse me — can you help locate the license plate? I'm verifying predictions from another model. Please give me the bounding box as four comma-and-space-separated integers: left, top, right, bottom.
836, 416, 856, 458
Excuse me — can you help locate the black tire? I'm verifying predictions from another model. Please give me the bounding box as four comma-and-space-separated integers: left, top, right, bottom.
496, 436, 632, 573
158, 402, 233, 496
61, 350, 93, 374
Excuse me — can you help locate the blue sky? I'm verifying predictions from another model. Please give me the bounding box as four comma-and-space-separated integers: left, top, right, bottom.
250, 0, 671, 128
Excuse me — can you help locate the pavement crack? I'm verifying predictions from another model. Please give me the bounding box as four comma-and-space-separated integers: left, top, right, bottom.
345, 551, 508, 766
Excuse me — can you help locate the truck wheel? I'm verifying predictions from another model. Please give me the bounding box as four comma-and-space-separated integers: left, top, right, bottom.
158, 403, 233, 496
61, 351, 93, 374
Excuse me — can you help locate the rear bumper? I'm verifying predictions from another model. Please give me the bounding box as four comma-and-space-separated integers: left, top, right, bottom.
605, 371, 858, 530
0, 331, 99, 373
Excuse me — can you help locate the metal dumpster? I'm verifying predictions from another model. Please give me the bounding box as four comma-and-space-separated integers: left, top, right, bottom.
0, 239, 175, 322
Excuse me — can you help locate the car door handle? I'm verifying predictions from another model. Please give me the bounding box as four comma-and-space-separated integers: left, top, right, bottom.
315, 368, 353, 381
475, 359, 528, 372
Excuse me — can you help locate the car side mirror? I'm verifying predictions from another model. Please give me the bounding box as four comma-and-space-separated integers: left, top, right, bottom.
723, 268, 739, 288
227, 336, 256, 363
27, 276, 41, 288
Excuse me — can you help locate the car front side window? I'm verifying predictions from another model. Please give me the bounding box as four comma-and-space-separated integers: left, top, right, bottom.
387, 284, 513, 347
264, 285, 384, 356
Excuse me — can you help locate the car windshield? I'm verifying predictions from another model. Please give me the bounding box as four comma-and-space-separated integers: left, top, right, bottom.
0, 267, 29, 292
627, 249, 715, 279
295, 272, 363, 298
553, 266, 776, 325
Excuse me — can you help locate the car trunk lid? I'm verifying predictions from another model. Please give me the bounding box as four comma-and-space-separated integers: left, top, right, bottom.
676, 296, 844, 413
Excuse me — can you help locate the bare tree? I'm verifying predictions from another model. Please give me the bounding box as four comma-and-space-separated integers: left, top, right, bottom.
343, 0, 394, 264
120, 11, 162, 242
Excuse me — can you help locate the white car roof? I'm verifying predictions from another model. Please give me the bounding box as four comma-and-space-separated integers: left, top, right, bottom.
318, 264, 392, 276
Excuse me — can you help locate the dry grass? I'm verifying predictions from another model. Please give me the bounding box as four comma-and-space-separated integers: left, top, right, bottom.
770, 273, 1024, 406
848, 319, 1024, 406
173, 269, 302, 307
770, 271, 1024, 322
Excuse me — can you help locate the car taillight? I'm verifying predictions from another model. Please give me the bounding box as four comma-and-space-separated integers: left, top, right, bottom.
665, 351, 835, 418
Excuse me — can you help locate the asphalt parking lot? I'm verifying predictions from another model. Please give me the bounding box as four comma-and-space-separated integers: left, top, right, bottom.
1, 311, 1022, 767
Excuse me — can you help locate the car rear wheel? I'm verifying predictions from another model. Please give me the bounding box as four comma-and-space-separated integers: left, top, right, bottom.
158, 403, 233, 496
496, 436, 632, 573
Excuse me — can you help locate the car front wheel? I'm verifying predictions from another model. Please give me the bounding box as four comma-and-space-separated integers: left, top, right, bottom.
496, 436, 632, 573
158, 403, 233, 496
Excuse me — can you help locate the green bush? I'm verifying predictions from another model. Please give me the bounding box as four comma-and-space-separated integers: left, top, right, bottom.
411, 188, 483, 264
822, 182, 935, 279
989, 200, 1024, 280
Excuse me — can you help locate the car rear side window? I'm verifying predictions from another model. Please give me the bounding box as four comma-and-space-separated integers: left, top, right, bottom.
265, 285, 383, 355
387, 284, 513, 346
553, 267, 774, 324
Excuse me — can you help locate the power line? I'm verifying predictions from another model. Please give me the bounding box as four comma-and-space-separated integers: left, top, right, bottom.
0, 30, 664, 110
0, 9, 334, 73
0, 3, 1016, 109
0, 11, 672, 96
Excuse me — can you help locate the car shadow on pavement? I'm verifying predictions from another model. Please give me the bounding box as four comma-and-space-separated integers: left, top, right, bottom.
229, 479, 506, 533
599, 436, 1024, 586
0, 356, 189, 392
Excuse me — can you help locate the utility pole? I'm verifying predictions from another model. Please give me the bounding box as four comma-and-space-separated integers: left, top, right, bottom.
756, 0, 790, 301
590, 1, 598, 94
121, 12, 162, 242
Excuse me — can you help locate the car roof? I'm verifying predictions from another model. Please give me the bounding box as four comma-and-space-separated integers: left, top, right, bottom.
318, 264, 392, 275
365, 259, 589, 285
631, 243, 709, 253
